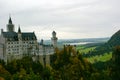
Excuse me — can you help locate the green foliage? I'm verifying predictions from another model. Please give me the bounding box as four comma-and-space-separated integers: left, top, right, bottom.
5, 56, 43, 74
112, 46, 120, 64
51, 46, 72, 70
77, 45, 96, 54
51, 45, 95, 80
0, 64, 11, 80
108, 30, 120, 47
110, 46, 120, 80
90, 71, 112, 80
88, 53, 112, 63
12, 68, 42, 80
0, 59, 5, 66
0, 56, 44, 79
42, 67, 52, 80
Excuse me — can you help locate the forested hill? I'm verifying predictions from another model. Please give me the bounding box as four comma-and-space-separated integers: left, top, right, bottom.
108, 30, 120, 47
84, 30, 120, 57
97, 29, 120, 50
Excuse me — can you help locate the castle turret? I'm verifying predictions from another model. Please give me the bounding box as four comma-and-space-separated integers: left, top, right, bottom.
6, 16, 15, 32
51, 31, 58, 48
18, 26, 22, 54
18, 26, 21, 33
18, 26, 22, 40
40, 39, 44, 45
1, 29, 3, 34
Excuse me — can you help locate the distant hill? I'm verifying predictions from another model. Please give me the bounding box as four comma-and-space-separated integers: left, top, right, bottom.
42, 38, 109, 45
108, 30, 120, 47
83, 30, 120, 57
97, 30, 120, 51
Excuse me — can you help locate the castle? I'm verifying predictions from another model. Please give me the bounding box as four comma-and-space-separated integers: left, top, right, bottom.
0, 17, 58, 65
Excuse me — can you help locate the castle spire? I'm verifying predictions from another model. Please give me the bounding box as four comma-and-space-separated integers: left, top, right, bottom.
7, 15, 14, 32
18, 25, 21, 33
8, 15, 12, 24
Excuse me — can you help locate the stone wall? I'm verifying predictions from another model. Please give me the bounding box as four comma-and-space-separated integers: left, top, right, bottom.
0, 44, 4, 59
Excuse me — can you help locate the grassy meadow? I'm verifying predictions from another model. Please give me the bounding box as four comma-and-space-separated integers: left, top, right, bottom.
76, 44, 112, 63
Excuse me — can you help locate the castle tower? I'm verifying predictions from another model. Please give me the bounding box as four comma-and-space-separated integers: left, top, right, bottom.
6, 16, 15, 32
18, 26, 22, 40
18, 26, 23, 55
18, 26, 21, 34
51, 31, 58, 48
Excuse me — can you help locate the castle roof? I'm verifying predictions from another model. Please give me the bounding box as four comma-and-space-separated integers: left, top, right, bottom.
8, 16, 12, 24
52, 31, 56, 34
2, 32, 37, 41
18, 26, 21, 33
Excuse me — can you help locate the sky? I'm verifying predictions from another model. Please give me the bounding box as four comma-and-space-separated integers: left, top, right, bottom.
0, 0, 120, 40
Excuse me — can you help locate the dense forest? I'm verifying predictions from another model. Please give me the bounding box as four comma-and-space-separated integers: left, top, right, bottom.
0, 45, 120, 80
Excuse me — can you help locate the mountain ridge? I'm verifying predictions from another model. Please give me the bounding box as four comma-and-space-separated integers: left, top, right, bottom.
107, 30, 120, 47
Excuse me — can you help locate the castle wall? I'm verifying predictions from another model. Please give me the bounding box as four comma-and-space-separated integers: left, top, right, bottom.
0, 35, 5, 60
35, 55, 50, 66
0, 44, 4, 59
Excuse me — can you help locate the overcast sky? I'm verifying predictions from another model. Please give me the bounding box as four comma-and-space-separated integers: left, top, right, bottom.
0, 0, 120, 40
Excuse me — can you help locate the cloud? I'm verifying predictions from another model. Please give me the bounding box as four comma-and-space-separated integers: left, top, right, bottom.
0, 0, 120, 39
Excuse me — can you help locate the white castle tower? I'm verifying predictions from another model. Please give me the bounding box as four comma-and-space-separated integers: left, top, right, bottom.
51, 31, 58, 48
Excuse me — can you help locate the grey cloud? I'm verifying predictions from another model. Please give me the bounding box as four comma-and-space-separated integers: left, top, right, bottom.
0, 0, 120, 39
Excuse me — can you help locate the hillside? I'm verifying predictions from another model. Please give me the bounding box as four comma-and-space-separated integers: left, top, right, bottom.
95, 30, 120, 52
82, 30, 120, 58
108, 30, 120, 47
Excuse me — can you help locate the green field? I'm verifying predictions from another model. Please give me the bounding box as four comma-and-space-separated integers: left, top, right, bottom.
76, 45, 112, 63
88, 52, 112, 63
76, 45, 96, 54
